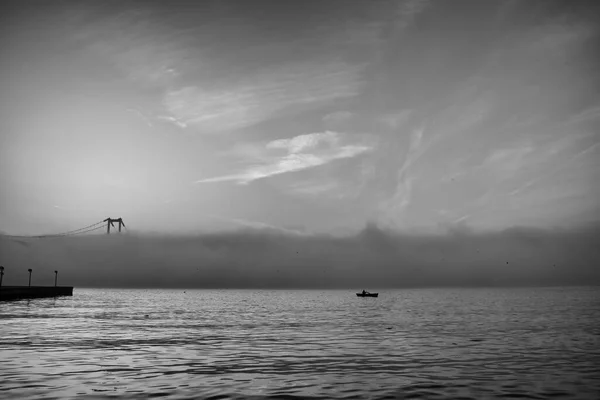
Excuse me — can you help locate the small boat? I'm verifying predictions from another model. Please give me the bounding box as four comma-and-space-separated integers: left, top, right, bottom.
356, 291, 378, 297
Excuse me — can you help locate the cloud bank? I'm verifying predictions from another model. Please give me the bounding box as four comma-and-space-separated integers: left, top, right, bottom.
1, 223, 598, 289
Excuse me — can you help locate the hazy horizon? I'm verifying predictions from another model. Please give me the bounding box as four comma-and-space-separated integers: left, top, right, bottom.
2, 221, 598, 289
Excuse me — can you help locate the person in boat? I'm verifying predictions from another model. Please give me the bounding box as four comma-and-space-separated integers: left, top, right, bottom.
362, 290, 366, 295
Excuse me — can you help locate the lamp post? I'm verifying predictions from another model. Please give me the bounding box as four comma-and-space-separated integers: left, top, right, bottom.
54, 270, 58, 287
0, 266, 4, 288
28, 268, 32, 287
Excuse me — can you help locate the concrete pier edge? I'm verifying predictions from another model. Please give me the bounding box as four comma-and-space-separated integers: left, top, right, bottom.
0, 286, 74, 301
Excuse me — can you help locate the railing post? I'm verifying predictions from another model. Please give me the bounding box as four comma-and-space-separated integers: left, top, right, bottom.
0, 266, 4, 288
54, 270, 58, 287
28, 268, 32, 287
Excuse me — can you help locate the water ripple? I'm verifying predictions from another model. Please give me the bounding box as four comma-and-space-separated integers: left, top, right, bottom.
1, 287, 599, 399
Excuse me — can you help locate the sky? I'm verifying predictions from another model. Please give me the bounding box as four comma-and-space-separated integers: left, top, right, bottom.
1, 0, 599, 236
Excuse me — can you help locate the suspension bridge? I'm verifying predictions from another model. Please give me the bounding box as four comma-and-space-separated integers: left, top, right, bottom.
1, 217, 127, 240
0, 218, 127, 300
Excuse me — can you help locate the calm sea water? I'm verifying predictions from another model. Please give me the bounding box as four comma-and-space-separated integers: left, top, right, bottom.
1, 287, 599, 399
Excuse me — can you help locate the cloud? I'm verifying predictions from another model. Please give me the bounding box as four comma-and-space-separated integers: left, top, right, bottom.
156, 115, 187, 129
267, 130, 342, 153
126, 108, 153, 127
126, 107, 188, 129
74, 6, 368, 133
288, 180, 341, 196
508, 139, 599, 198
77, 8, 189, 89
483, 145, 534, 180
524, 21, 596, 56
453, 214, 470, 224
395, 127, 425, 178
394, 0, 431, 29
390, 175, 415, 212
322, 111, 354, 128
427, 84, 491, 139
2, 223, 599, 289
114, 45, 183, 87
204, 214, 307, 236
568, 104, 600, 125
195, 131, 374, 184
284, 156, 377, 200
162, 61, 364, 132
378, 127, 425, 226
377, 110, 413, 129
574, 141, 600, 159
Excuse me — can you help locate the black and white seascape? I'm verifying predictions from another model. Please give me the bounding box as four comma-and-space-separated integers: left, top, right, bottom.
1, 0, 600, 399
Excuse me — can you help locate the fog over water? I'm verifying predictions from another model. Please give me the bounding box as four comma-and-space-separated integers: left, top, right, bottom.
1, 223, 598, 289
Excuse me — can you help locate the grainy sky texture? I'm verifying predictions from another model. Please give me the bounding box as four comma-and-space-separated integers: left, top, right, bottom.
1, 0, 599, 236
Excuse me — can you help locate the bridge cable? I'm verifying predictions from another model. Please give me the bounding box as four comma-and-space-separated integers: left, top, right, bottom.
1, 220, 108, 239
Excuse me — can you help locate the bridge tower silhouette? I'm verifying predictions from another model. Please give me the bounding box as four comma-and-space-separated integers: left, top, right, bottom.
104, 217, 126, 234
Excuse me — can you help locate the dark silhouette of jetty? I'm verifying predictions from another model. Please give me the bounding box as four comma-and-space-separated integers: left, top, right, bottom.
0, 286, 73, 301
1, 265, 73, 301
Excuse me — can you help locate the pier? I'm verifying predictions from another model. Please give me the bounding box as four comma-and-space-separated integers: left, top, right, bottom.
1, 217, 123, 300
0, 286, 73, 301
0, 266, 73, 301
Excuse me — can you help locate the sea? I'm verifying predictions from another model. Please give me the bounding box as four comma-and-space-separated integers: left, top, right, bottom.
1, 287, 599, 399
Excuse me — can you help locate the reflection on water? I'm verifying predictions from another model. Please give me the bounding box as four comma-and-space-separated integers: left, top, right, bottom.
1, 287, 599, 399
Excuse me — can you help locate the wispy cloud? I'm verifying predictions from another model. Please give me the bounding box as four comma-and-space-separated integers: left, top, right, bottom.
428, 84, 491, 138
126, 107, 187, 129
394, 0, 431, 30
453, 214, 471, 224
377, 109, 413, 129
482, 145, 534, 180
77, 6, 368, 133
126, 108, 153, 127
567, 104, 600, 126
205, 214, 307, 235
400, 127, 424, 170
508, 139, 600, 197
156, 115, 187, 129
195, 131, 374, 185
163, 61, 364, 132
523, 21, 596, 56
379, 127, 425, 226
79, 8, 188, 89
285, 157, 377, 200
323, 111, 354, 128
287, 180, 341, 196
